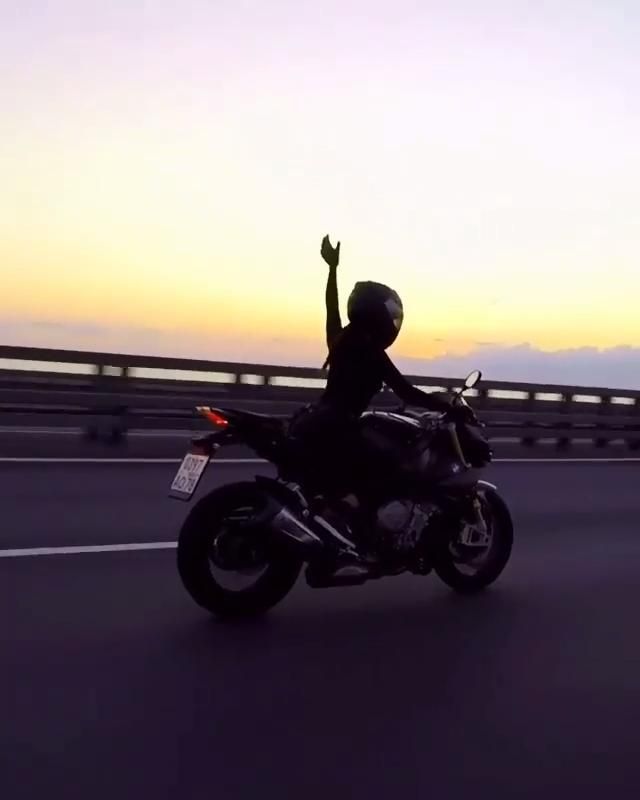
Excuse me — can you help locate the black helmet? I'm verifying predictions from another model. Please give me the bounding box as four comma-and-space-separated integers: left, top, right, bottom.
346, 281, 404, 349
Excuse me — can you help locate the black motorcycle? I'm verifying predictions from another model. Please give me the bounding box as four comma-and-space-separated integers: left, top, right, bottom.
170, 370, 513, 618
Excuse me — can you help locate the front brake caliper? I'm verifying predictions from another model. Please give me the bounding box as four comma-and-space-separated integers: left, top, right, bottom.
458, 497, 491, 547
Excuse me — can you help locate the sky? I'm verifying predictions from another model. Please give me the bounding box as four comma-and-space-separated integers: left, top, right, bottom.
2, 0, 640, 386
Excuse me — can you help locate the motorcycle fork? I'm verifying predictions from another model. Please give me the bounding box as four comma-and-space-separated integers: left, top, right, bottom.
456, 493, 491, 547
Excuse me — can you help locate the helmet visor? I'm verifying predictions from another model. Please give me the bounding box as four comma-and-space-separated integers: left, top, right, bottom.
385, 297, 404, 331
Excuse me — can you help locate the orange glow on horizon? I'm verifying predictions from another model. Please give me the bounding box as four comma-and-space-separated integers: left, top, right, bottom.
3, 1, 640, 368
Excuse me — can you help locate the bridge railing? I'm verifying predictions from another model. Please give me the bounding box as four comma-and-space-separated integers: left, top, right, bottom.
1, 345, 639, 450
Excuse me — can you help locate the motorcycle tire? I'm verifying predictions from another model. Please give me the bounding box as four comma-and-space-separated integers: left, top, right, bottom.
177, 481, 303, 618
434, 487, 513, 594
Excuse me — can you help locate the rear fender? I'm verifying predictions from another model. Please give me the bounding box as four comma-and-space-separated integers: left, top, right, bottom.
190, 432, 231, 456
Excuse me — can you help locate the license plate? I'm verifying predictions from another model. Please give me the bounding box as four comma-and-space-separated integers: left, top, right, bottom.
169, 452, 210, 500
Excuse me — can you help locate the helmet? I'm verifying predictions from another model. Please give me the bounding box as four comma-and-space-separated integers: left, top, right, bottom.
346, 281, 404, 349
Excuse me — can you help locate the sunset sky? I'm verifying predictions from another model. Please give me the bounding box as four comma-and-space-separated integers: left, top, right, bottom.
2, 1, 640, 382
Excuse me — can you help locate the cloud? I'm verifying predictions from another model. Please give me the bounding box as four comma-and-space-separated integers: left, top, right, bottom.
395, 343, 640, 390
0, 316, 320, 366
28, 320, 110, 337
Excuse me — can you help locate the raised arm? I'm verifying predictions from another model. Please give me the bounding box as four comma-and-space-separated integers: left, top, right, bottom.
321, 235, 343, 347
380, 352, 451, 411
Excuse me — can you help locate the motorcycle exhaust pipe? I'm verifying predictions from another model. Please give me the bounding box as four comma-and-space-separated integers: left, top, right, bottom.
241, 495, 325, 556
239, 490, 360, 558
270, 505, 325, 552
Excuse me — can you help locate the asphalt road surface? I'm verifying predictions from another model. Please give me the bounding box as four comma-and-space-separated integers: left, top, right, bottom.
2, 461, 640, 799
2, 425, 638, 460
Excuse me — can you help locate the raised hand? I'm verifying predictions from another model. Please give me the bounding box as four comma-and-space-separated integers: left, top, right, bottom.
321, 234, 340, 269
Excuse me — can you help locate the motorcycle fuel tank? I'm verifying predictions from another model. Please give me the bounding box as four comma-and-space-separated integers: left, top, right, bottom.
359, 411, 422, 447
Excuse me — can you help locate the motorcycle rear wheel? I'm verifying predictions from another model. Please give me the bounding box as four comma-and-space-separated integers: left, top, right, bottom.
177, 482, 303, 618
433, 487, 513, 594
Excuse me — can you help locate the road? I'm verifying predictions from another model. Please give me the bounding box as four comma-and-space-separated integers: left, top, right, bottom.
2, 461, 640, 799
2, 425, 639, 461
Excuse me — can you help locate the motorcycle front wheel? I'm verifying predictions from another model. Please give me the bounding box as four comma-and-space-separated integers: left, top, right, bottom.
177, 482, 303, 618
433, 487, 513, 594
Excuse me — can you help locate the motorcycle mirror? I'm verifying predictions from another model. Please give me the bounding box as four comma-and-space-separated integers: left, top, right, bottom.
463, 370, 482, 390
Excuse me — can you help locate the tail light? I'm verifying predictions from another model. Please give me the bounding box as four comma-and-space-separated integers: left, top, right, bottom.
196, 406, 229, 428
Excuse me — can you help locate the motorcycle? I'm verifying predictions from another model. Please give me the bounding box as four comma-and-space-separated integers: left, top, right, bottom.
170, 369, 513, 618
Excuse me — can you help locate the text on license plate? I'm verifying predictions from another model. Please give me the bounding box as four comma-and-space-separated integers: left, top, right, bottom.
169, 453, 210, 499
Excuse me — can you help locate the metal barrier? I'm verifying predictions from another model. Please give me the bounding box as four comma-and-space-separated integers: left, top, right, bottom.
1, 345, 639, 450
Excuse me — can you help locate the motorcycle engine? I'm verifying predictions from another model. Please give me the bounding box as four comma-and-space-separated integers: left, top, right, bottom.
374, 500, 438, 557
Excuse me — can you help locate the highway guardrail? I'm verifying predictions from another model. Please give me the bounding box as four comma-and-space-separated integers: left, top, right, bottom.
1, 345, 639, 452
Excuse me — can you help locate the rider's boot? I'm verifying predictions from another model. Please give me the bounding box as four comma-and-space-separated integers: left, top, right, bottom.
305, 494, 376, 585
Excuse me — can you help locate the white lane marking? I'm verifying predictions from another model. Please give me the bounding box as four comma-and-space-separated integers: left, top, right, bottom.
2, 427, 634, 445
0, 457, 264, 464
2, 428, 626, 442
0, 427, 84, 435
1, 454, 637, 559
0, 542, 177, 558
0, 428, 196, 438
491, 456, 640, 464
0, 457, 639, 465
0, 427, 286, 437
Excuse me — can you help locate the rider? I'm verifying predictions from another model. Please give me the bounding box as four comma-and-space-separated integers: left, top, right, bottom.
319, 234, 453, 419
289, 234, 457, 504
